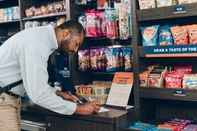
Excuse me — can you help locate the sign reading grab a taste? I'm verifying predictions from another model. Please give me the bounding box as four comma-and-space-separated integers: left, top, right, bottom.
145, 45, 197, 57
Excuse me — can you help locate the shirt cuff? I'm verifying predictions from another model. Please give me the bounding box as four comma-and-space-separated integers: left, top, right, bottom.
63, 101, 77, 115
49, 86, 57, 93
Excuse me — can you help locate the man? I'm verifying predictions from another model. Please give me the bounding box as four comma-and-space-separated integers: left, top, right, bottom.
0, 20, 100, 131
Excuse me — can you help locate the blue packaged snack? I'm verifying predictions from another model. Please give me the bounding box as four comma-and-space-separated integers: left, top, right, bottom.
122, 47, 133, 72
76, 12, 86, 35
105, 48, 116, 72
113, 47, 124, 71
141, 25, 160, 46
159, 25, 174, 46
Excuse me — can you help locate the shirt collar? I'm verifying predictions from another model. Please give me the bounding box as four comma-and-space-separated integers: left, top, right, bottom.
46, 24, 58, 52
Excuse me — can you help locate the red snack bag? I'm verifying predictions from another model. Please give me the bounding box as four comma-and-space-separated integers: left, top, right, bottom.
164, 71, 184, 88
170, 26, 189, 45
174, 66, 192, 74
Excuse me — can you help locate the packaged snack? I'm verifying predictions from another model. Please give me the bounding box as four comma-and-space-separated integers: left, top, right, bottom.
148, 71, 164, 87
85, 50, 90, 70
156, 0, 175, 7
90, 49, 98, 70
100, 12, 107, 36
78, 50, 86, 71
178, 0, 194, 4
170, 26, 189, 45
7, 8, 13, 20
105, 48, 116, 72
138, 0, 156, 9
41, 21, 49, 26
174, 66, 192, 74
34, 8, 42, 16
85, 10, 101, 37
141, 25, 160, 46
25, 6, 35, 17
113, 48, 124, 71
100, 48, 106, 70
187, 25, 197, 44
76, 12, 86, 35
32, 21, 40, 27
183, 74, 197, 89
164, 71, 184, 88
24, 21, 33, 29
119, 4, 130, 40
159, 25, 174, 46
0, 9, 4, 21
139, 70, 150, 87
47, 4, 55, 13
12, 6, 20, 20
54, 2, 64, 12
56, 17, 66, 26
40, 5, 48, 15
122, 47, 133, 71
95, 49, 102, 70
97, 0, 108, 9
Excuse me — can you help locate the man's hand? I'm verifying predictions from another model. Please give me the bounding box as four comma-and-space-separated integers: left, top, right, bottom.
55, 90, 79, 102
75, 101, 101, 115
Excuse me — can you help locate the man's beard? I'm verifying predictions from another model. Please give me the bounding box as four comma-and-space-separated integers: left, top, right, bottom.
58, 38, 74, 58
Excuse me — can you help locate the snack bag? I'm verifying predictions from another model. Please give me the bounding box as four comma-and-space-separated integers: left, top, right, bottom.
148, 71, 164, 87
174, 66, 192, 74
100, 12, 107, 36
122, 47, 133, 71
78, 50, 86, 71
187, 25, 197, 44
178, 0, 194, 4
156, 0, 175, 7
159, 25, 174, 46
76, 12, 86, 35
141, 25, 160, 46
164, 71, 184, 88
90, 49, 98, 70
113, 48, 124, 71
183, 74, 197, 89
100, 48, 106, 70
138, 0, 156, 9
139, 70, 150, 87
105, 48, 116, 72
170, 26, 189, 45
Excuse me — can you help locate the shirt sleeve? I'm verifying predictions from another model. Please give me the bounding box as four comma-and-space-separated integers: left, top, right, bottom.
18, 39, 76, 115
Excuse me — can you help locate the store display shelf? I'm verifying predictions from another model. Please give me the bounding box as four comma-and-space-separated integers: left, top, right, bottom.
140, 87, 197, 102
22, 12, 66, 21
0, 19, 20, 24
138, 45, 197, 57
84, 37, 132, 46
136, 3, 197, 21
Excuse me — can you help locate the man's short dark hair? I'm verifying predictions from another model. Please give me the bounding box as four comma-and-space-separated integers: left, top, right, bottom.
56, 20, 84, 36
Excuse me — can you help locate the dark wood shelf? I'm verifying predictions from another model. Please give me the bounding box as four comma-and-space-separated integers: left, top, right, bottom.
22, 12, 66, 21
136, 3, 197, 21
140, 87, 197, 102
0, 19, 20, 24
83, 37, 132, 47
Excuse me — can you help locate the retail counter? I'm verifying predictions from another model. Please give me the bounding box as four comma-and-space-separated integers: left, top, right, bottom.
21, 99, 138, 131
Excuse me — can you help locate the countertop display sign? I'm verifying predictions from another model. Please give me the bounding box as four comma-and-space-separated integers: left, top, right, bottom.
106, 72, 133, 109
145, 45, 197, 57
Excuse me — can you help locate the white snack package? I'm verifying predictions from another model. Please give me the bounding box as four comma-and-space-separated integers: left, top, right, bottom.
138, 0, 156, 9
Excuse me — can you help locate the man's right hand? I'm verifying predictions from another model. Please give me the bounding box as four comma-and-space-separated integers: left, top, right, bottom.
74, 101, 101, 115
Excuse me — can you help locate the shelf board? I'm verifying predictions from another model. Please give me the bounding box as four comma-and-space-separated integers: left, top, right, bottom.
22, 12, 66, 21
140, 87, 197, 102
80, 37, 132, 48
136, 3, 197, 21
0, 19, 20, 24
138, 45, 197, 57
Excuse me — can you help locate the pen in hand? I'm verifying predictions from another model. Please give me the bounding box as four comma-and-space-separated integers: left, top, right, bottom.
88, 96, 92, 102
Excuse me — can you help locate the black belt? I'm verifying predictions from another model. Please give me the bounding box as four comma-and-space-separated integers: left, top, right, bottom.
0, 80, 23, 93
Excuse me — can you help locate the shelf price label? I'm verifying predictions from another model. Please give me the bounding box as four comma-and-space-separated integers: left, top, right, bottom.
145, 45, 197, 57
173, 90, 185, 96
174, 6, 186, 14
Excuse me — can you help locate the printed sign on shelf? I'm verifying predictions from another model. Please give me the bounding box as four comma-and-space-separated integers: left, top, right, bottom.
174, 6, 186, 14
106, 72, 133, 109
173, 89, 186, 96
145, 45, 197, 57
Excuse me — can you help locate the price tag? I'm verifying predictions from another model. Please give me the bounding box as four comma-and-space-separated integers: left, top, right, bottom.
173, 90, 186, 96
174, 6, 186, 14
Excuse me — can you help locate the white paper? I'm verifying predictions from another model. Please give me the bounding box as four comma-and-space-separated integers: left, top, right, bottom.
98, 107, 109, 113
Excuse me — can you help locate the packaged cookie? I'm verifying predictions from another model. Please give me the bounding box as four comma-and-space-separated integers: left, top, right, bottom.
159, 25, 174, 46
156, 0, 175, 7
183, 74, 197, 89
174, 66, 192, 74
141, 25, 160, 46
138, 0, 156, 9
170, 26, 189, 45
122, 47, 133, 71
78, 50, 86, 71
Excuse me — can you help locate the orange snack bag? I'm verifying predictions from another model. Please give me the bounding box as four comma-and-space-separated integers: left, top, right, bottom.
170, 26, 189, 45
139, 70, 150, 87
187, 25, 197, 44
